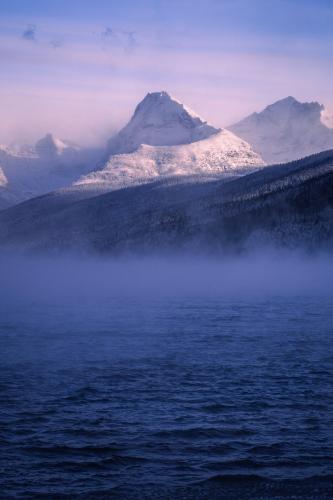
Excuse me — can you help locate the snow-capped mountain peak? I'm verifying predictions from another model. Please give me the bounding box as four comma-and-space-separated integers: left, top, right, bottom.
238, 96, 324, 128
107, 91, 220, 154
229, 96, 333, 163
0, 132, 104, 209
262, 96, 324, 123
132, 91, 210, 129
35, 134, 78, 158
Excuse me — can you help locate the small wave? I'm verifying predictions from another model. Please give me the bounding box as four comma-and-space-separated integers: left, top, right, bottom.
62, 386, 99, 401
153, 427, 255, 439
48, 454, 146, 470
202, 473, 267, 484
205, 458, 263, 471
201, 403, 235, 412
23, 444, 124, 455
249, 443, 284, 454
200, 472, 333, 486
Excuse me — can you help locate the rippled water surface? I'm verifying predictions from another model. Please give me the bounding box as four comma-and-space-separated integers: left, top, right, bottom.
1, 296, 333, 498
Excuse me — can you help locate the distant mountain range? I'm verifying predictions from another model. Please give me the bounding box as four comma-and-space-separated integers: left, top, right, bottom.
229, 96, 333, 164
1, 91, 333, 253
1, 92, 333, 209
0, 92, 266, 209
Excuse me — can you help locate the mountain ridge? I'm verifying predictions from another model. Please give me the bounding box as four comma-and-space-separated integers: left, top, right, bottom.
1, 150, 332, 253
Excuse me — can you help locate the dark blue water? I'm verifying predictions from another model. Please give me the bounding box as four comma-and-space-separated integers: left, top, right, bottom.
1, 295, 333, 498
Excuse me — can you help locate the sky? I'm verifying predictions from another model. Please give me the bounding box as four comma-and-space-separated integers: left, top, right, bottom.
0, 0, 333, 146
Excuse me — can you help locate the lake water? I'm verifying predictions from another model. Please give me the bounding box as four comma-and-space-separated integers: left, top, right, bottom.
1, 290, 333, 498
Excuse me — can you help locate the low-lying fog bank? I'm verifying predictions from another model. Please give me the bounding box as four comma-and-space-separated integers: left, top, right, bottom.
1, 250, 333, 305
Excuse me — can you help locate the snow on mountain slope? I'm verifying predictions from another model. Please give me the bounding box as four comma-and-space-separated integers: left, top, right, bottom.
75, 92, 264, 190
229, 96, 333, 164
0, 167, 8, 187
76, 130, 264, 190
321, 107, 333, 129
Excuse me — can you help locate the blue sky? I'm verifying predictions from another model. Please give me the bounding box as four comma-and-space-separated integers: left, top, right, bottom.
0, 0, 332, 144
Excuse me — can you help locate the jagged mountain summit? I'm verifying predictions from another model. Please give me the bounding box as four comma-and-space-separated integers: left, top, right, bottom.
229, 96, 333, 164
107, 91, 219, 153
75, 91, 264, 190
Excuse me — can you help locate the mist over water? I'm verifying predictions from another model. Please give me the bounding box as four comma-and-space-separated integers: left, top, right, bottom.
2, 251, 333, 304
1, 251, 333, 498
